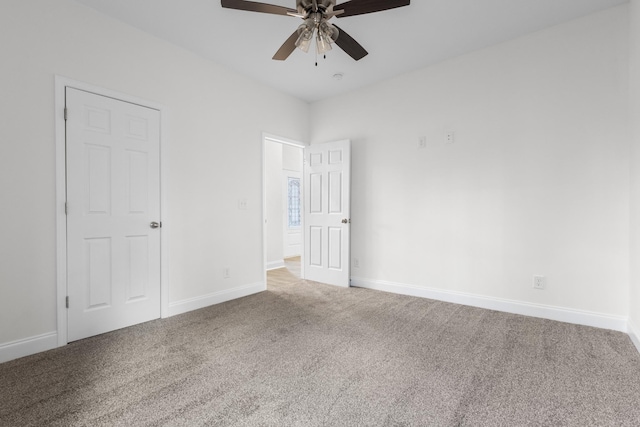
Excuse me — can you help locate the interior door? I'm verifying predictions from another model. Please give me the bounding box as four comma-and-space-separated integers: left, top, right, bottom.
303, 140, 351, 287
66, 87, 161, 342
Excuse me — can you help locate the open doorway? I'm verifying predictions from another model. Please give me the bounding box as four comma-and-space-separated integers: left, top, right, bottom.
263, 134, 305, 286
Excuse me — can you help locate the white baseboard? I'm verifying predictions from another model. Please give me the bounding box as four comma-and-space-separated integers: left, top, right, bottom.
266, 260, 285, 271
1, 283, 267, 364
629, 319, 640, 354
0, 331, 58, 364
351, 277, 628, 333
167, 282, 266, 317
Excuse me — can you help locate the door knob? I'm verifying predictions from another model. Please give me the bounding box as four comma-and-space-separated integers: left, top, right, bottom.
150, 221, 161, 229
341, 219, 350, 224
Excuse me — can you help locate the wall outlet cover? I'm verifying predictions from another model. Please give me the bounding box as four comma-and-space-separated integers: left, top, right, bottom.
445, 131, 455, 144
533, 275, 546, 290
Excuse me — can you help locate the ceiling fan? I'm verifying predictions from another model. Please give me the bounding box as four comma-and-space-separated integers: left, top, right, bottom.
221, 0, 410, 63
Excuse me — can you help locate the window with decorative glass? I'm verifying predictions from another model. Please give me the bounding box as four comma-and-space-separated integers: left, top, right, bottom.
287, 177, 301, 228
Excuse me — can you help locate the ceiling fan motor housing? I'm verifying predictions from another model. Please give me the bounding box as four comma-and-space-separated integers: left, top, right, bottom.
297, 0, 335, 14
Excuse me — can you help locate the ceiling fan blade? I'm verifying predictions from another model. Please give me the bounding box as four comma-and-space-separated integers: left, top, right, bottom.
273, 30, 299, 60
333, 25, 368, 61
221, 0, 296, 16
334, 0, 410, 18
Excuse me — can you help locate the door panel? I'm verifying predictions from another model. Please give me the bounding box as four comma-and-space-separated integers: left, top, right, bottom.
309, 226, 323, 266
127, 150, 149, 213
304, 140, 351, 287
328, 227, 342, 269
329, 171, 342, 212
87, 145, 111, 213
310, 173, 322, 213
86, 237, 112, 309
126, 235, 150, 301
66, 87, 161, 342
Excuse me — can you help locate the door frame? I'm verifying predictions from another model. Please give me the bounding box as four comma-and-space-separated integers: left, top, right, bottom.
261, 133, 306, 285
54, 76, 170, 347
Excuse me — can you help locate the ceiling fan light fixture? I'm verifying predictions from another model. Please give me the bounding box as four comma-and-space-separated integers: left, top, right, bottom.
316, 21, 337, 54
322, 22, 339, 42
295, 21, 314, 53
316, 33, 332, 54
296, 33, 312, 53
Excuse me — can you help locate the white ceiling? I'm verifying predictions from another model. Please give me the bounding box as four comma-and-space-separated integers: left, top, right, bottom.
73, 0, 628, 103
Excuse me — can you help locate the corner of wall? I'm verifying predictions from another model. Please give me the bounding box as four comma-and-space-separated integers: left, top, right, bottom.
167, 282, 265, 318
629, 0, 640, 352
629, 319, 640, 354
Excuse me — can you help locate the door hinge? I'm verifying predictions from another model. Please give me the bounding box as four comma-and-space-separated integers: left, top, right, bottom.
64, 107, 68, 121
65, 296, 69, 309
64, 202, 68, 215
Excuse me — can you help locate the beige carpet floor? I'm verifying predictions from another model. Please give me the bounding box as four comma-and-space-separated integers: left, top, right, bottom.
1, 265, 640, 426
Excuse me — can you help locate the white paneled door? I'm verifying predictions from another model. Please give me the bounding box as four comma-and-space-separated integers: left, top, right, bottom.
66, 88, 161, 342
304, 140, 351, 287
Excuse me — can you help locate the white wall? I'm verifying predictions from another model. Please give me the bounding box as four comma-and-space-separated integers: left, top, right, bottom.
265, 141, 284, 269
311, 6, 630, 324
283, 144, 303, 173
0, 0, 308, 352
630, 0, 640, 348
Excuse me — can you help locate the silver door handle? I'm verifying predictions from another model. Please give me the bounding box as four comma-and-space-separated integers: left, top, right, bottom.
150, 221, 161, 229
341, 219, 350, 224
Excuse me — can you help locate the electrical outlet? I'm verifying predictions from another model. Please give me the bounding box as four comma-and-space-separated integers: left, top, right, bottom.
353, 258, 360, 268
418, 137, 427, 149
533, 275, 546, 290
445, 131, 455, 144
223, 267, 231, 279
238, 199, 247, 210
